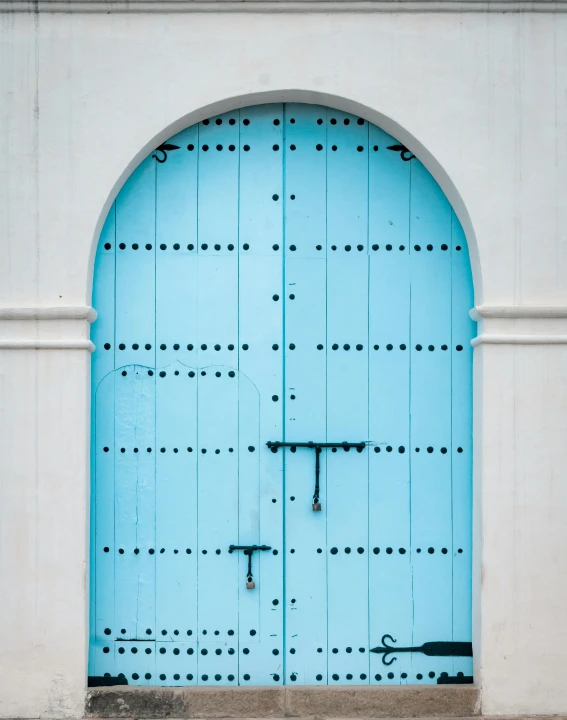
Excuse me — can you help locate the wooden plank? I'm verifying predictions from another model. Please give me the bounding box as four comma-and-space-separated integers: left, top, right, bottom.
113, 366, 156, 685
195, 109, 241, 686
450, 214, 475, 679
409, 159, 453, 684
92, 370, 116, 678
237, 105, 285, 686
326, 109, 370, 685
283, 102, 328, 686
154, 125, 200, 682
367, 126, 413, 686
90, 206, 117, 677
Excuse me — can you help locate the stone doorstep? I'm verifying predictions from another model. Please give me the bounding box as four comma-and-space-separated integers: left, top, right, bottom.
85, 685, 480, 719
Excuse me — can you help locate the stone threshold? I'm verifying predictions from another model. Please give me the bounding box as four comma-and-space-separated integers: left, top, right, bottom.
85, 685, 480, 718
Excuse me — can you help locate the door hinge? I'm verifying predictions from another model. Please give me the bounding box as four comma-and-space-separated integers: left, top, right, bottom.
370, 634, 473, 665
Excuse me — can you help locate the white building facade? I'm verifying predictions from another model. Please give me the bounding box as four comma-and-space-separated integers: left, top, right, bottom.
1, 2, 567, 717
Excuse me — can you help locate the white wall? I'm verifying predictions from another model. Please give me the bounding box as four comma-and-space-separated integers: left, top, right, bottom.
1, 7, 567, 717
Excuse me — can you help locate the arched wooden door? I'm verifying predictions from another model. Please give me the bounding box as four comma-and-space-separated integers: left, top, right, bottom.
90, 103, 475, 688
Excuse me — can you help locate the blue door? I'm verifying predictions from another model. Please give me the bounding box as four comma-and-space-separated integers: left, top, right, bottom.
90, 103, 475, 688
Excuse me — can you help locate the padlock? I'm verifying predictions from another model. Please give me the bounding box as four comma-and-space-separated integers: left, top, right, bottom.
246, 580, 256, 590
312, 502, 322, 512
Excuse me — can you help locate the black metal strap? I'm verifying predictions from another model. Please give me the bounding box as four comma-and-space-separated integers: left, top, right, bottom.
267, 441, 367, 450
370, 634, 473, 665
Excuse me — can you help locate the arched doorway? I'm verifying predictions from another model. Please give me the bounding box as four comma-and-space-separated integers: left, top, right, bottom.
89, 103, 474, 688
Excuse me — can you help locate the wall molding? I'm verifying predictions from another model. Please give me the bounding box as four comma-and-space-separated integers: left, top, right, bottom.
0, 306, 97, 322
0, 339, 95, 351
3, 0, 567, 12
471, 334, 567, 346
470, 305, 567, 346
471, 305, 567, 321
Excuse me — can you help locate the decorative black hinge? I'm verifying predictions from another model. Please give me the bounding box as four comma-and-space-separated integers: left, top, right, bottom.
228, 544, 271, 590
88, 676, 128, 687
370, 634, 473, 665
437, 672, 474, 685
152, 143, 180, 164
266, 441, 368, 512
387, 144, 415, 162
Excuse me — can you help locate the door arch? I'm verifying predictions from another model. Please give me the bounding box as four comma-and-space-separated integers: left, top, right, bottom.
89, 102, 475, 688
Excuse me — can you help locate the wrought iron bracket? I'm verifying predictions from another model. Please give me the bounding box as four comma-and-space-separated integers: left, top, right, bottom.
266, 440, 368, 511
228, 544, 272, 590
370, 633, 473, 665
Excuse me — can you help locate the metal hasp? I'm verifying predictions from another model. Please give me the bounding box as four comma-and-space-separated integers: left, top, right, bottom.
228, 545, 272, 590
370, 633, 473, 665
266, 441, 368, 511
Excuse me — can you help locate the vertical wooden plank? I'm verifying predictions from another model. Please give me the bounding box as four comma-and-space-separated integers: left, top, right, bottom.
195, 110, 241, 686
283, 103, 328, 686
196, 366, 240, 685
90, 206, 116, 678
113, 366, 156, 685
367, 127, 413, 686
409, 160, 453, 684
238, 103, 284, 686
451, 214, 475, 678
154, 125, 199, 685
114, 155, 158, 659
154, 364, 198, 685
326, 109, 370, 685
92, 370, 116, 678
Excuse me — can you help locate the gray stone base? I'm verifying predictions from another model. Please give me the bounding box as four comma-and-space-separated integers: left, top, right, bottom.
85, 685, 480, 718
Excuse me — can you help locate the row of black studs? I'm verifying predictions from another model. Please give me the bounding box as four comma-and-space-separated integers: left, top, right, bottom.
191, 144, 377, 152
103, 343, 466, 351
101, 546, 462, 555
102, 547, 280, 555
200, 117, 366, 126
107, 672, 238, 681
102, 445, 463, 453
105, 628, 240, 636
102, 670, 453, 682
103, 242, 463, 252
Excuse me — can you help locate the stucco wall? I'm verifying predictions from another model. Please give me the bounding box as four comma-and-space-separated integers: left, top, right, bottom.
1, 8, 567, 717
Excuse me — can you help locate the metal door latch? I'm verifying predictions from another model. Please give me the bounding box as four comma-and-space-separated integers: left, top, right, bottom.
228, 544, 272, 589
266, 441, 368, 511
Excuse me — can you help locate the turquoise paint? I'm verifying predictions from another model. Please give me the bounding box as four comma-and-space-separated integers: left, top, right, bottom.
90, 103, 475, 687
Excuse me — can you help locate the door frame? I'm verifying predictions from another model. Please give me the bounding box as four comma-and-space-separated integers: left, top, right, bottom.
86, 91, 482, 710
